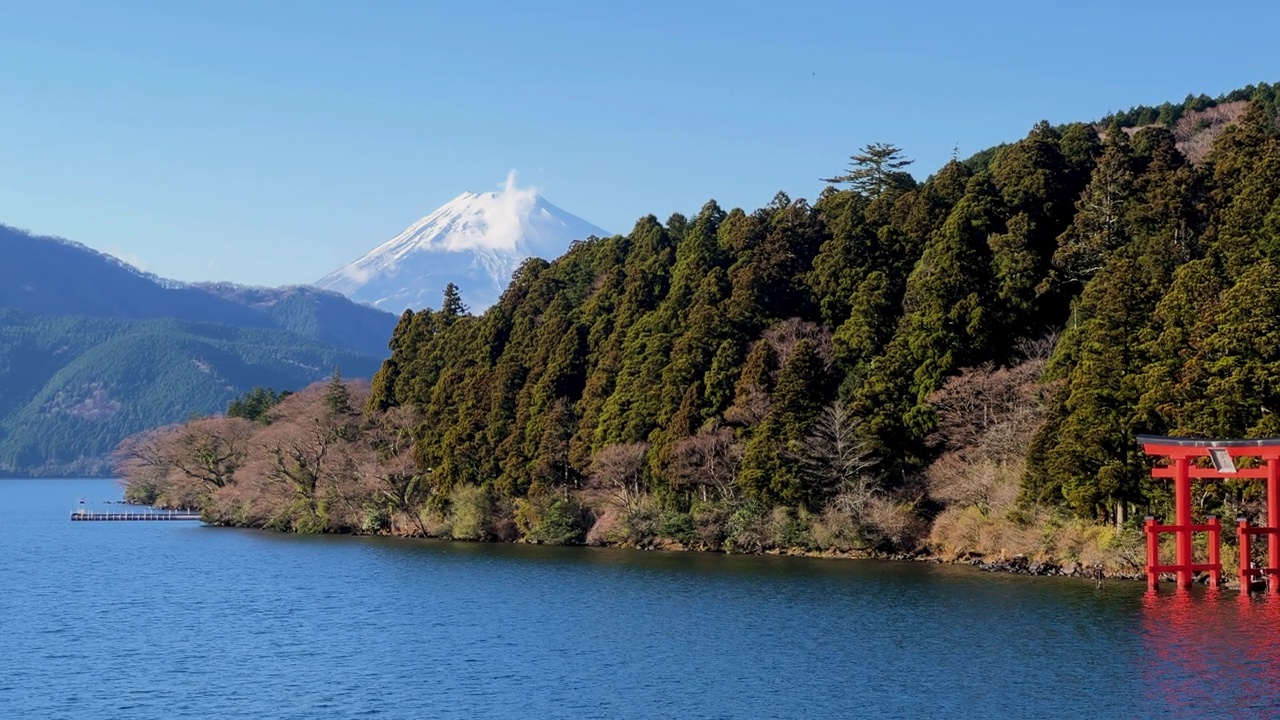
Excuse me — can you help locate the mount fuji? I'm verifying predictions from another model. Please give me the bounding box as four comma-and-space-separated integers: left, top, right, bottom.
316, 176, 609, 313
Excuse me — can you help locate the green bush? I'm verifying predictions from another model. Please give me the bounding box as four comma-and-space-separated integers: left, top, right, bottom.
658, 510, 697, 544
293, 509, 327, 535
620, 504, 661, 546
515, 494, 587, 545
123, 480, 160, 505
361, 503, 389, 534
769, 506, 812, 550
724, 501, 769, 553
449, 484, 492, 540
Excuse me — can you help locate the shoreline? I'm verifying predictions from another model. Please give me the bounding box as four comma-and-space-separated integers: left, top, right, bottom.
201, 514, 1165, 585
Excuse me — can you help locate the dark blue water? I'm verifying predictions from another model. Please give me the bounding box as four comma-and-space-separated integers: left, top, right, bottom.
2, 479, 1277, 719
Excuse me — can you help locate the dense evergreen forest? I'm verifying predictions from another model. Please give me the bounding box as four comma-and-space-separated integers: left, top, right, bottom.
119, 84, 1280, 567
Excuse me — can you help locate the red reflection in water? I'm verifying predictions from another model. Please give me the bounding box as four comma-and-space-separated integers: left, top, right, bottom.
1141, 589, 1280, 715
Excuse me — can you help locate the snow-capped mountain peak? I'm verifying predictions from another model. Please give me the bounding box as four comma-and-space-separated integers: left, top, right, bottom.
316, 173, 608, 313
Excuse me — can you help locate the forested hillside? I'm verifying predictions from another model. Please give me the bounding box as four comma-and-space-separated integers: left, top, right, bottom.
0, 224, 398, 475
0, 310, 382, 476
120, 84, 1280, 566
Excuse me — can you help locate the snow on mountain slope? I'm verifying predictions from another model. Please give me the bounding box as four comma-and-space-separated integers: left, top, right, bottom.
316, 174, 609, 313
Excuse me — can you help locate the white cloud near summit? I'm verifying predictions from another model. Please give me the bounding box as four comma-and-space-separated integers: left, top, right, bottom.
437, 170, 538, 253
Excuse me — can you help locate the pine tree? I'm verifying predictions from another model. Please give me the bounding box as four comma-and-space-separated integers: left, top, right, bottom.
823, 142, 917, 198
703, 339, 744, 418
771, 340, 830, 436
226, 387, 289, 423
1029, 255, 1150, 519
737, 340, 834, 506
1052, 130, 1136, 285
726, 340, 778, 428
833, 270, 894, 372
849, 175, 1002, 471
324, 368, 352, 416
809, 190, 874, 326
441, 283, 468, 322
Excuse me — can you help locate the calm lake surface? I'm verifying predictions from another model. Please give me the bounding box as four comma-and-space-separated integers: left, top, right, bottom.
2, 478, 1277, 719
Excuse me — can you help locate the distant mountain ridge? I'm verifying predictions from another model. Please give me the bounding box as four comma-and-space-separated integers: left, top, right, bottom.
316, 177, 608, 312
190, 281, 396, 359
0, 223, 398, 357
0, 223, 396, 476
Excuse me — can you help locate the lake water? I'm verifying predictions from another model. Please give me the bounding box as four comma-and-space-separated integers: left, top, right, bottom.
1, 478, 1277, 719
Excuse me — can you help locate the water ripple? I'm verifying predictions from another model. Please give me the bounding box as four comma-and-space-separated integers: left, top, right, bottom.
2, 479, 1278, 718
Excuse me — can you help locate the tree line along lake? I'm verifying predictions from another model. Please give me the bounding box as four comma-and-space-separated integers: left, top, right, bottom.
2, 477, 1277, 719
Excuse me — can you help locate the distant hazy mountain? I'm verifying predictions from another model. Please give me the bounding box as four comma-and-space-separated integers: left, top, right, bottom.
0, 223, 396, 475
191, 282, 396, 359
0, 223, 397, 357
316, 178, 608, 312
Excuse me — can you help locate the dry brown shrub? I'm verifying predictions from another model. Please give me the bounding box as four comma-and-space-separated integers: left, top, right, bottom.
861, 495, 927, 550
929, 505, 985, 558
809, 507, 861, 552
585, 508, 621, 546
928, 504, 1149, 573
926, 454, 1021, 515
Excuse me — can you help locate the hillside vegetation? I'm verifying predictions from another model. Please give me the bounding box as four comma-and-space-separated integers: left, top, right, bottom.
0, 310, 382, 476
0, 225, 398, 475
119, 84, 1280, 571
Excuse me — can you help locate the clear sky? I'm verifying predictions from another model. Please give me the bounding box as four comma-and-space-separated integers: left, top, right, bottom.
1, 0, 1276, 287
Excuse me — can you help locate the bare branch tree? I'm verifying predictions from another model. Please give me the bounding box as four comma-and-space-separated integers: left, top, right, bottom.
242, 383, 365, 522
763, 318, 834, 370
724, 385, 771, 427
113, 424, 184, 501
167, 417, 255, 491
671, 425, 743, 502
354, 405, 431, 535
1014, 331, 1059, 365
928, 360, 1048, 460
587, 442, 650, 511
791, 401, 877, 509
924, 357, 1053, 514
113, 417, 255, 507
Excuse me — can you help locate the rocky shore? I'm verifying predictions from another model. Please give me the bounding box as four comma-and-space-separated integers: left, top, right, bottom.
959, 553, 1141, 580
947, 552, 1241, 587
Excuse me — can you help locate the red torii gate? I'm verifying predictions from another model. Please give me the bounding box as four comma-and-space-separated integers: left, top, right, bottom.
1138, 435, 1280, 592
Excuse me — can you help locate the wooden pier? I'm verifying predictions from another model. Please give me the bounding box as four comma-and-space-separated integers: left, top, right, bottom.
71, 510, 202, 521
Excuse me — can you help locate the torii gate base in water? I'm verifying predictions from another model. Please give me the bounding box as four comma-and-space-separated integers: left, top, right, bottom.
1139, 435, 1280, 593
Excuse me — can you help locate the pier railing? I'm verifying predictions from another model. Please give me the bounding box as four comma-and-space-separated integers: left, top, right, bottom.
70, 510, 202, 521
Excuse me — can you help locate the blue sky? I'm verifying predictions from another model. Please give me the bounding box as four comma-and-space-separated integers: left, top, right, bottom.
1, 0, 1276, 287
